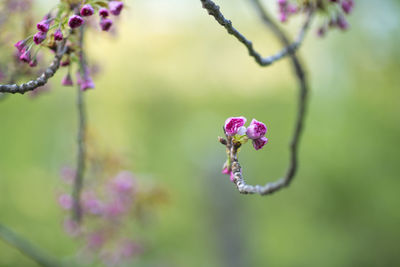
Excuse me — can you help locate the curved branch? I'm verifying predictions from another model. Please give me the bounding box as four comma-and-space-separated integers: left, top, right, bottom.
219, 0, 310, 195
200, 0, 313, 67
0, 38, 68, 94
0, 223, 60, 267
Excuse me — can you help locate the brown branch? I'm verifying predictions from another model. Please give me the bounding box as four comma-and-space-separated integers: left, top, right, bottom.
218, 0, 311, 195
0, 38, 68, 94
0, 223, 61, 267
71, 26, 87, 222
200, 0, 313, 67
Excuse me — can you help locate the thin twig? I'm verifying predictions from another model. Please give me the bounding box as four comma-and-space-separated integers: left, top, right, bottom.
71, 26, 87, 222
0, 223, 60, 267
219, 0, 311, 195
200, 0, 313, 67
0, 38, 68, 94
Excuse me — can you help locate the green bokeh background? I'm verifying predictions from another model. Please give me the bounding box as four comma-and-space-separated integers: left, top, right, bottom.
1, 0, 399, 266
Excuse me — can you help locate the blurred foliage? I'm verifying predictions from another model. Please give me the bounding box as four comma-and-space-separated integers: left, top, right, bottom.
0, 0, 399, 266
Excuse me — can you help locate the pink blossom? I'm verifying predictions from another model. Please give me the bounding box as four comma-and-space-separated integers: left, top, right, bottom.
100, 18, 113, 31
224, 116, 247, 136
252, 136, 268, 150
29, 59, 37, 67
337, 15, 349, 30
109, 1, 124, 16
19, 50, 31, 63
61, 73, 73, 86
222, 167, 230, 175
54, 29, 63, 41
68, 15, 84, 29
99, 8, 110, 18
82, 191, 103, 215
111, 171, 135, 194
80, 75, 95, 91
37, 20, 50, 32
33, 31, 47, 45
14, 40, 26, 52
58, 194, 73, 210
80, 4, 94, 17
341, 0, 354, 14
246, 119, 267, 139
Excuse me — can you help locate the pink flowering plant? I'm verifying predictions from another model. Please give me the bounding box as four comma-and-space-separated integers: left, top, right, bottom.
57, 136, 167, 266
220, 116, 269, 182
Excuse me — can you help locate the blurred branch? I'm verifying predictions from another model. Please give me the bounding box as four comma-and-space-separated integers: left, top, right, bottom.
72, 26, 87, 222
0, 38, 68, 94
0, 223, 60, 267
200, 0, 313, 67
218, 0, 310, 195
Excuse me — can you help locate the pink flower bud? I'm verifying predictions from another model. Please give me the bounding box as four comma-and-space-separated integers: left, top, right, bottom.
252, 136, 268, 150
19, 50, 31, 63
80, 76, 95, 91
337, 15, 349, 30
82, 191, 103, 215
341, 0, 354, 14
277, 0, 287, 6
54, 29, 63, 41
37, 20, 50, 32
58, 194, 73, 210
112, 171, 135, 193
80, 4, 94, 17
224, 116, 247, 136
61, 73, 73, 86
222, 167, 230, 175
99, 8, 110, 18
279, 12, 287, 23
109, 1, 124, 16
29, 59, 37, 67
246, 119, 267, 139
100, 18, 113, 31
68, 15, 84, 29
14, 40, 26, 52
33, 31, 47, 44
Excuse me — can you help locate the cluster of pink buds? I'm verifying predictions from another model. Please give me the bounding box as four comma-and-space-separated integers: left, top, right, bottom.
58, 168, 142, 266
277, 0, 299, 23
275, 0, 355, 37
221, 116, 269, 182
317, 0, 355, 36
12, 0, 124, 91
68, 1, 123, 31
224, 116, 268, 150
